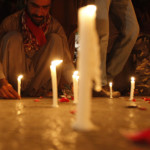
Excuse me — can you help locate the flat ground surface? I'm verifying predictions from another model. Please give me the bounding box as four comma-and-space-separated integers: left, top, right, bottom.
0, 96, 150, 150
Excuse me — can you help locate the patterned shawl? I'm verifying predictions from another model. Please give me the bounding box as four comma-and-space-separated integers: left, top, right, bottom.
21, 11, 50, 58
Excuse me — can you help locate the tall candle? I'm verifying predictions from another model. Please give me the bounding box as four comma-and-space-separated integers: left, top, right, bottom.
72, 71, 79, 104
130, 77, 135, 100
50, 60, 63, 107
17, 75, 23, 97
109, 82, 113, 99
73, 5, 101, 131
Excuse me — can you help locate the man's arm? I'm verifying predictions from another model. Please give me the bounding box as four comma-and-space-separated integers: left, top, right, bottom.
0, 63, 5, 79
0, 10, 22, 41
0, 11, 22, 99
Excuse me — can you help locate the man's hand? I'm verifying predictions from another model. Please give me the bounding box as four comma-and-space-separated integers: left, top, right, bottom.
0, 78, 20, 99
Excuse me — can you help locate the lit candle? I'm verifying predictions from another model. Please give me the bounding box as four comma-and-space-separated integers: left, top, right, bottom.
73, 5, 101, 131
130, 77, 135, 100
109, 82, 113, 99
72, 71, 79, 104
50, 60, 63, 107
17, 75, 23, 97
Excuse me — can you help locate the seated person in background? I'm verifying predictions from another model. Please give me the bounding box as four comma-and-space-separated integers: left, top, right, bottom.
0, 0, 75, 99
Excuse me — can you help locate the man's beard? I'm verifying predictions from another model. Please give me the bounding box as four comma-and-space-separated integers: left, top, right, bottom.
31, 14, 45, 26
26, 8, 46, 26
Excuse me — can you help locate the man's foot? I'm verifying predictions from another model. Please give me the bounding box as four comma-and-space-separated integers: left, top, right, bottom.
93, 85, 121, 97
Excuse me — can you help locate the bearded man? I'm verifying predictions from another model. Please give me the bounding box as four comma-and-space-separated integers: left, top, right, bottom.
0, 0, 74, 99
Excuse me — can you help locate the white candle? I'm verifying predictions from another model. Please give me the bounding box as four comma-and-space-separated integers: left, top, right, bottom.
109, 82, 113, 99
73, 5, 101, 131
17, 75, 23, 97
72, 71, 79, 104
50, 60, 63, 107
130, 77, 135, 100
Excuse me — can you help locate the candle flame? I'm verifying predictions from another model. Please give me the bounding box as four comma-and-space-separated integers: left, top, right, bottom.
131, 77, 135, 82
76, 76, 79, 80
73, 71, 79, 80
73, 71, 79, 76
51, 60, 63, 66
83, 5, 97, 17
109, 82, 112, 86
18, 75, 23, 80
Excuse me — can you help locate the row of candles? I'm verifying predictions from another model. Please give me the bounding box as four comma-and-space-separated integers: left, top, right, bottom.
17, 68, 135, 101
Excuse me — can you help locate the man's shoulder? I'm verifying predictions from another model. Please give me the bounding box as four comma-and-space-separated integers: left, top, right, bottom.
48, 15, 65, 33
2, 10, 23, 24
0, 10, 23, 33
50, 15, 62, 26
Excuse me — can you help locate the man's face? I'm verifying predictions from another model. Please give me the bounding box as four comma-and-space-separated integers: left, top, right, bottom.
26, 0, 51, 25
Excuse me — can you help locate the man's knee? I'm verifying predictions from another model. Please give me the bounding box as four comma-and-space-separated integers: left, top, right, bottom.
2, 31, 23, 44
47, 33, 62, 43
125, 22, 139, 41
131, 22, 139, 39
45, 33, 64, 55
0, 31, 23, 56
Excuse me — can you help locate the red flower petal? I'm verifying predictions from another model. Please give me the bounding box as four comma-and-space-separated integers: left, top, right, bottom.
71, 96, 74, 100
59, 97, 70, 102
143, 97, 150, 101
124, 129, 150, 144
34, 99, 40, 102
70, 110, 76, 114
132, 99, 136, 102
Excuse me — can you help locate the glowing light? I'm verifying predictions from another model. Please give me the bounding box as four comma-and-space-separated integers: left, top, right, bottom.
131, 77, 135, 82
18, 75, 23, 81
73, 71, 79, 78
51, 60, 63, 66
82, 5, 97, 17
109, 82, 112, 87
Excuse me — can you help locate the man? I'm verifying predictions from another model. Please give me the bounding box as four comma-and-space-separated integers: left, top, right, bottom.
95, 0, 139, 97
0, 0, 74, 99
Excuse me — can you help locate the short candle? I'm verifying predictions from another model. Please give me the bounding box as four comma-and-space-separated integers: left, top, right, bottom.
109, 82, 113, 99
17, 75, 23, 97
130, 77, 135, 100
50, 60, 63, 107
72, 71, 79, 104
